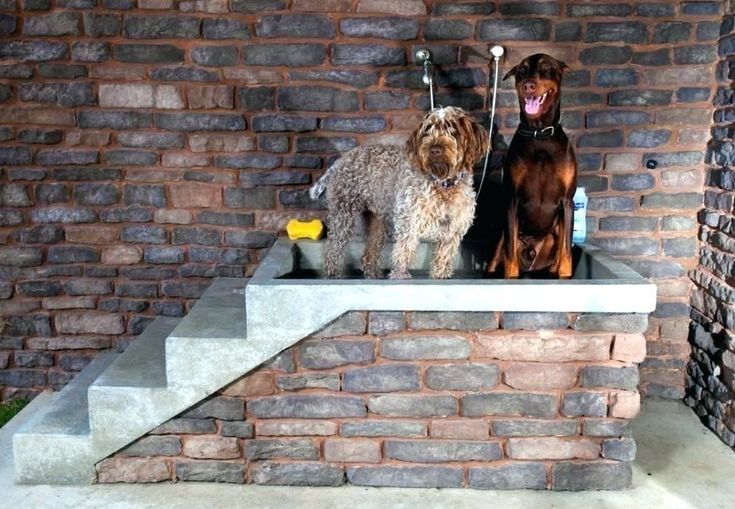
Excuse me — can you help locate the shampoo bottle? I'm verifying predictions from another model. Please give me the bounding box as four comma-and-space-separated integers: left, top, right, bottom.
572, 187, 588, 244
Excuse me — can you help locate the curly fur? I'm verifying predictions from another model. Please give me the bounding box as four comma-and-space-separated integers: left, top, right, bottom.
311, 106, 489, 279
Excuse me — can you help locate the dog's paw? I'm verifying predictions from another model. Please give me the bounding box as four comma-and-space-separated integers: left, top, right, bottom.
389, 270, 411, 280
430, 269, 453, 279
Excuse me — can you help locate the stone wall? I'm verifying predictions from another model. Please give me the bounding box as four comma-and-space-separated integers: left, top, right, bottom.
0, 1, 723, 400
686, 1, 735, 449
97, 311, 645, 490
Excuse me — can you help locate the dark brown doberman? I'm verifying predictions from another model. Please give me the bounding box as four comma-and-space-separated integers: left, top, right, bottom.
487, 53, 577, 278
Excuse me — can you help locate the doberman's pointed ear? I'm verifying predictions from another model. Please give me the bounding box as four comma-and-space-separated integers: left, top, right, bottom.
558, 60, 570, 73
503, 65, 518, 81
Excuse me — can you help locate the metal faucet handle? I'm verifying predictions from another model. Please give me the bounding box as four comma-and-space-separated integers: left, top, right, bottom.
415, 48, 431, 63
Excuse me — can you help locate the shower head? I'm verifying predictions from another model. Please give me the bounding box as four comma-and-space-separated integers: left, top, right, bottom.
489, 45, 505, 59
415, 48, 431, 63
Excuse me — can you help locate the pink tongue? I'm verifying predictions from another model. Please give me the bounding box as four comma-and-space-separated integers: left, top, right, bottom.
525, 96, 541, 115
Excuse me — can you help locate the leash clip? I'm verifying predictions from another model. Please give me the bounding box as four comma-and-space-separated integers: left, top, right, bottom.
534, 125, 555, 138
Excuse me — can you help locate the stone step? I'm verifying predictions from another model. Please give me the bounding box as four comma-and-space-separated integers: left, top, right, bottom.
88, 316, 181, 454
13, 351, 118, 484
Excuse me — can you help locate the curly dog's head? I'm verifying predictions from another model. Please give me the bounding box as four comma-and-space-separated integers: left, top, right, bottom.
406, 106, 489, 180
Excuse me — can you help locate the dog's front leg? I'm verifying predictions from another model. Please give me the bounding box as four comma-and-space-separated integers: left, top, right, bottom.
557, 197, 574, 278
504, 198, 520, 278
431, 233, 461, 279
390, 229, 419, 279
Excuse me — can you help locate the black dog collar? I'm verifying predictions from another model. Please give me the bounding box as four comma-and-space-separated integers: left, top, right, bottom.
516, 123, 561, 139
430, 171, 465, 189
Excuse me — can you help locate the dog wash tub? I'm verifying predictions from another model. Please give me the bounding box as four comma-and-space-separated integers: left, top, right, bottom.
90, 238, 655, 490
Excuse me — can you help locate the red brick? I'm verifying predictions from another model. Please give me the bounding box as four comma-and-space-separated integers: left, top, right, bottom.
55, 312, 125, 335
182, 436, 240, 459
96, 457, 170, 483
611, 334, 646, 363
609, 391, 640, 419
356, 0, 426, 14
222, 371, 276, 397
507, 438, 600, 460
293, 0, 352, 11
430, 420, 489, 440
154, 209, 193, 224
476, 332, 612, 362
504, 363, 578, 390
324, 438, 381, 463
65, 226, 118, 244
42, 296, 97, 310
256, 420, 338, 436
169, 183, 222, 208
102, 245, 143, 265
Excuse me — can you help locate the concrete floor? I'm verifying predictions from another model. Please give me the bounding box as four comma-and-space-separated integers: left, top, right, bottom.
1, 395, 733, 509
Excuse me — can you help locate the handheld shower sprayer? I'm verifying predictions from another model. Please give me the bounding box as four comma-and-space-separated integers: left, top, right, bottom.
415, 48, 434, 110
478, 44, 505, 199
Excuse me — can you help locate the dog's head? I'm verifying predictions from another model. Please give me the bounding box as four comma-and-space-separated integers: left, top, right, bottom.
504, 53, 569, 122
406, 106, 489, 180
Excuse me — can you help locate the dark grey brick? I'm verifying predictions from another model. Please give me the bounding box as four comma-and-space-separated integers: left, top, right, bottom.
196, 211, 253, 227
462, 393, 557, 418
23, 11, 80, 36
230, 0, 285, 12
18, 225, 64, 243
501, 312, 568, 330
154, 113, 245, 132
79, 111, 151, 129
662, 238, 697, 258
0, 247, 42, 267
627, 129, 671, 148
54, 168, 123, 182
172, 227, 221, 246
0, 41, 67, 61
381, 335, 470, 360
8, 168, 45, 180
202, 18, 249, 40
681, 1, 720, 15
219, 421, 254, 439
677, 87, 710, 103
252, 462, 344, 487
348, 465, 462, 488
224, 187, 276, 209
637, 3, 674, 16
552, 461, 632, 491
599, 216, 657, 232
586, 111, 650, 128
18, 129, 63, 145
37, 63, 86, 79
238, 87, 276, 111
368, 312, 405, 336
37, 149, 99, 166
14, 351, 54, 368
151, 301, 184, 317
48, 245, 99, 264
31, 207, 96, 223
295, 136, 358, 153
123, 185, 166, 207
191, 45, 238, 67
151, 418, 216, 435
579, 46, 632, 65
500, 2, 560, 15
150, 66, 218, 82
0, 147, 32, 165
610, 173, 656, 192
573, 313, 648, 333
183, 396, 244, 420
595, 69, 637, 88
246, 438, 318, 460
493, 419, 578, 437
632, 48, 671, 66
562, 391, 607, 417
343, 364, 419, 393
696, 21, 720, 41
83, 12, 120, 37
385, 440, 501, 463
284, 155, 321, 168
256, 14, 334, 38
24, 0, 50, 10
100, 207, 153, 223
578, 130, 624, 148
259, 134, 289, 153
555, 21, 582, 42
641, 192, 702, 209
0, 369, 46, 388
586, 22, 647, 44
117, 132, 184, 149
568, 3, 633, 16
331, 44, 405, 67
423, 19, 472, 40
3, 315, 52, 337
17, 280, 63, 297
160, 280, 210, 298
248, 395, 366, 419
71, 41, 109, 62
602, 438, 636, 461
240, 171, 310, 187
74, 183, 119, 205
652, 22, 691, 44
644, 151, 703, 168
365, 91, 411, 110
340, 16, 418, 40
121, 225, 167, 244
368, 395, 457, 418
342, 420, 425, 438
224, 232, 274, 249
469, 463, 547, 490
115, 282, 157, 298
424, 363, 499, 391
214, 154, 280, 169
581, 366, 639, 391
321, 116, 385, 133
114, 43, 184, 64
674, 45, 717, 65
176, 461, 245, 483
299, 339, 374, 369
121, 436, 181, 457
0, 184, 31, 206
123, 16, 200, 39
432, 2, 495, 15
189, 246, 250, 264
583, 419, 630, 437
245, 44, 325, 67
477, 19, 551, 40
279, 86, 358, 112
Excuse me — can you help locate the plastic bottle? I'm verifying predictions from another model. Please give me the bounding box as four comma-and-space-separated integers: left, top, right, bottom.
572, 187, 588, 244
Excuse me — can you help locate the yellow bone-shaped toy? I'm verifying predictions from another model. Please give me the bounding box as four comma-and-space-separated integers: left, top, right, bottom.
286, 219, 324, 240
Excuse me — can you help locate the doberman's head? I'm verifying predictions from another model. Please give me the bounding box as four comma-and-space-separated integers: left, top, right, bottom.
504, 54, 569, 125
406, 106, 489, 181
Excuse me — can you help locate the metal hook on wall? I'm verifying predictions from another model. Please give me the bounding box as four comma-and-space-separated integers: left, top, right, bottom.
415, 48, 434, 111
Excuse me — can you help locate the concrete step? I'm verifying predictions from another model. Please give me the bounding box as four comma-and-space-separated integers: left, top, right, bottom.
88, 317, 181, 455
13, 351, 118, 484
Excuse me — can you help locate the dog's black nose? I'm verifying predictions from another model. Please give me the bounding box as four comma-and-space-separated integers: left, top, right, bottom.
430, 146, 443, 157
522, 81, 536, 94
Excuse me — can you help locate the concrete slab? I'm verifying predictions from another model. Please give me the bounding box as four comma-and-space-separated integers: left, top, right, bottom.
2, 399, 733, 508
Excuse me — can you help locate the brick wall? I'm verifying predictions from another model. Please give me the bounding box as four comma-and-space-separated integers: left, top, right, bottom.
686, 1, 735, 449
97, 311, 644, 490
0, 1, 724, 400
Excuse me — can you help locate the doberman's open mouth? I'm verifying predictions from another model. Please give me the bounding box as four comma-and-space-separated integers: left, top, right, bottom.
524, 91, 549, 115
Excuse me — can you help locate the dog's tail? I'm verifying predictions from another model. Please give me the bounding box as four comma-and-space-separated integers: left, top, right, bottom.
309, 157, 343, 200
